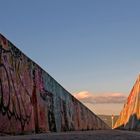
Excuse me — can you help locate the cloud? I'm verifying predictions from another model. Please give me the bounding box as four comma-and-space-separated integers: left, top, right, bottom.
73, 91, 127, 104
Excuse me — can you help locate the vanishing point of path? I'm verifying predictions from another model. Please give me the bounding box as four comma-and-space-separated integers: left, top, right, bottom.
0, 130, 140, 140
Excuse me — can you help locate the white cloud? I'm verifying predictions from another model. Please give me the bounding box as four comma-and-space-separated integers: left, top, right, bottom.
73, 91, 127, 104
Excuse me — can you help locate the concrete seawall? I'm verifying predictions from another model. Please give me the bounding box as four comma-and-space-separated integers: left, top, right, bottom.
114, 75, 140, 130
0, 34, 109, 134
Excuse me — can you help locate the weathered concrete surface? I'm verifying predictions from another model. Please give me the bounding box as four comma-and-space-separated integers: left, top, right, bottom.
0, 34, 109, 134
114, 75, 140, 130
0, 130, 140, 140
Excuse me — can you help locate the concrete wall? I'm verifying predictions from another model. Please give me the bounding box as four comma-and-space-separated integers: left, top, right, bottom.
0, 34, 109, 134
114, 75, 140, 130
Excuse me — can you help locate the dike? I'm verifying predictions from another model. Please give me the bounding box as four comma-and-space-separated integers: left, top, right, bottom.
0, 34, 109, 134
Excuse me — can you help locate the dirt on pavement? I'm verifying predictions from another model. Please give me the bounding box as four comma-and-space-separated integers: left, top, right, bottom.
0, 130, 140, 140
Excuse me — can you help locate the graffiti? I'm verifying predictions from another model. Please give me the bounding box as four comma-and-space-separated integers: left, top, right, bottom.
0, 39, 33, 132
0, 34, 109, 134
114, 75, 140, 130
60, 99, 69, 131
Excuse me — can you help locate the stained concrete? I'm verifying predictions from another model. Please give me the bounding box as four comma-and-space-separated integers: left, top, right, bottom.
0, 33, 108, 134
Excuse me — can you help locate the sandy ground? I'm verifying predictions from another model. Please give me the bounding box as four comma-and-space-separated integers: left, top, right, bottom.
0, 130, 140, 140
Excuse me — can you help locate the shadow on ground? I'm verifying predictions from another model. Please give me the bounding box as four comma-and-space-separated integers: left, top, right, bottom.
0, 130, 140, 140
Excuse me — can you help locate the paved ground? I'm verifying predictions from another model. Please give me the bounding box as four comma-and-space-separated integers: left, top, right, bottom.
0, 130, 140, 140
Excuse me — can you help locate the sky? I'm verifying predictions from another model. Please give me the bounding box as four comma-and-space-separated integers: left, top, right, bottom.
1, 0, 140, 115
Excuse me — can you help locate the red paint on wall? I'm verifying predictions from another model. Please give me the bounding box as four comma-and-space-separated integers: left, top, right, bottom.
0, 34, 109, 134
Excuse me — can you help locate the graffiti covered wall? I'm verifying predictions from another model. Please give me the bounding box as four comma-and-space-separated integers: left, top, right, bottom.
0, 34, 109, 134
114, 75, 140, 130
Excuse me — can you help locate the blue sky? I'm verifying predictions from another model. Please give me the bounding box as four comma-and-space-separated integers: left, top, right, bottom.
1, 0, 140, 105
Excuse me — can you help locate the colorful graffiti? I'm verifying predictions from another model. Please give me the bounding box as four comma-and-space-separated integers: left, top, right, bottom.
114, 75, 140, 130
0, 34, 109, 134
